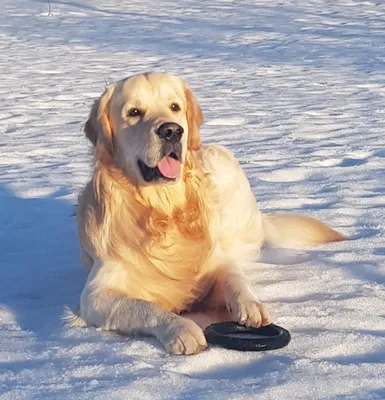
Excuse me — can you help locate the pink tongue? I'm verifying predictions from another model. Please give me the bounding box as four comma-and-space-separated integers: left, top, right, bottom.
157, 156, 181, 179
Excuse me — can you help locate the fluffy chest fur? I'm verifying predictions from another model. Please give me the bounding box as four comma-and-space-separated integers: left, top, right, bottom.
80, 155, 217, 313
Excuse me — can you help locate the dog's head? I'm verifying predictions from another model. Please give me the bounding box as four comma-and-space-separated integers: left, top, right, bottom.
85, 73, 203, 185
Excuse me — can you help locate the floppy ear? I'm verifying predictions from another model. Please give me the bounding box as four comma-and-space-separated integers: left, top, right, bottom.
184, 86, 203, 151
84, 84, 115, 152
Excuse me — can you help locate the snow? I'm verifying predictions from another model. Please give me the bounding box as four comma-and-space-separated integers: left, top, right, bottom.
1, 0, 385, 398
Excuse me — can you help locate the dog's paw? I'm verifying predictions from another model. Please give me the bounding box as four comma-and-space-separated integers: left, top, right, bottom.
157, 316, 207, 355
228, 296, 272, 328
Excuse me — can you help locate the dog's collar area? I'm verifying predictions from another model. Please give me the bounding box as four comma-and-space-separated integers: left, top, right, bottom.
137, 158, 177, 183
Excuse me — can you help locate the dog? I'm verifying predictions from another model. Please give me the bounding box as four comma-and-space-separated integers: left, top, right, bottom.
64, 72, 345, 355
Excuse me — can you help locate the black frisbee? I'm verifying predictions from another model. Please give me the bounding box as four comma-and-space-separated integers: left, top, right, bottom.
204, 322, 291, 351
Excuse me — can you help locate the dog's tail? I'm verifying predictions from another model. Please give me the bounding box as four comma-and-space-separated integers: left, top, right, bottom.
61, 306, 87, 328
262, 213, 346, 249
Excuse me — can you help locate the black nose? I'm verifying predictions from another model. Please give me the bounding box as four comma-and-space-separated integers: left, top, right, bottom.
156, 122, 184, 143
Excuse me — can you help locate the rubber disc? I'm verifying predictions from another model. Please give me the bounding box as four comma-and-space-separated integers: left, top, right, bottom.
204, 322, 291, 351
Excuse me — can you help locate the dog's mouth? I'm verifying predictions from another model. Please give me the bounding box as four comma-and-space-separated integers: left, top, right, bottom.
138, 152, 181, 183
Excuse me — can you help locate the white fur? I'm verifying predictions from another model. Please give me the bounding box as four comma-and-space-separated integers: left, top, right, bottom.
68, 73, 344, 355
72, 144, 272, 354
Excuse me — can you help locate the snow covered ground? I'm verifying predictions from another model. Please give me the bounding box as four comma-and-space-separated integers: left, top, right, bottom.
1, 0, 385, 398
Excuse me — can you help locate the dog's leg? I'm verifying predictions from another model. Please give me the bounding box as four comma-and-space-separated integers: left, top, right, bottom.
206, 264, 272, 328
78, 262, 207, 355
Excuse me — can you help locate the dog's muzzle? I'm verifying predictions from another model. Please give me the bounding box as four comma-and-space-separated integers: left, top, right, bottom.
137, 122, 184, 183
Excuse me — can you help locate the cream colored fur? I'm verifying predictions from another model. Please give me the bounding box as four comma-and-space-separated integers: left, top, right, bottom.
65, 73, 345, 355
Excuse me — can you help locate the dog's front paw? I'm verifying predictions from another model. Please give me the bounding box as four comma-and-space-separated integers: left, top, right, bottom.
228, 296, 272, 328
157, 316, 207, 355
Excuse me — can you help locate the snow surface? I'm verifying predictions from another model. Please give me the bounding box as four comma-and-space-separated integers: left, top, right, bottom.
1, 0, 385, 398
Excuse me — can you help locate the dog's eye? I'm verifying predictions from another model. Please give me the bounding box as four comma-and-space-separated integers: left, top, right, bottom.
171, 103, 181, 112
128, 108, 143, 117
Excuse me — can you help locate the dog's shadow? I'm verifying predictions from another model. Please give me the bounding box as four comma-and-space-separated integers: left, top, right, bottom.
0, 184, 85, 340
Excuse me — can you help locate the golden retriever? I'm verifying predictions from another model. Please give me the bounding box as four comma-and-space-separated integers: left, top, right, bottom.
64, 72, 345, 355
